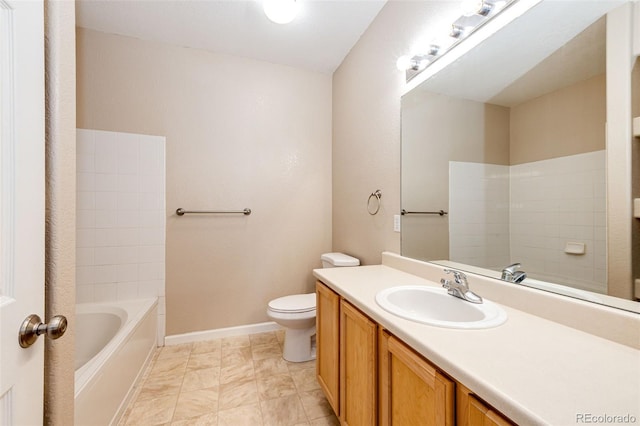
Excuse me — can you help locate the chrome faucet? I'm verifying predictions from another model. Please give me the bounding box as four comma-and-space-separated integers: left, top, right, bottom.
501, 263, 527, 283
440, 269, 483, 304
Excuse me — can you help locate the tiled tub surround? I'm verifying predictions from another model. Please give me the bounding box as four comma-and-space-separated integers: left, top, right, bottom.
119, 330, 338, 425
76, 129, 166, 341
510, 150, 606, 294
449, 162, 510, 270
448, 150, 606, 293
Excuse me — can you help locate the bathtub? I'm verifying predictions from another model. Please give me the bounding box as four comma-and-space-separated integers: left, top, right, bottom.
75, 299, 158, 426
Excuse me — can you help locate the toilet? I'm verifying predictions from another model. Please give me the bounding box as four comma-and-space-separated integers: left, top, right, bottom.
267, 252, 360, 362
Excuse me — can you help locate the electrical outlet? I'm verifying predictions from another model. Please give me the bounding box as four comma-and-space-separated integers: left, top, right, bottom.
394, 214, 401, 232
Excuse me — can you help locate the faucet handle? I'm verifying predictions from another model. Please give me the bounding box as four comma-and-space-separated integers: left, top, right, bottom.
443, 268, 467, 283
503, 263, 521, 273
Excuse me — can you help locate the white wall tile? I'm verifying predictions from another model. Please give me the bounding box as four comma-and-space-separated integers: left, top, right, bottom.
95, 150, 118, 174
117, 282, 139, 300
116, 264, 139, 282
77, 173, 96, 192
76, 248, 95, 266
94, 265, 117, 283
94, 283, 118, 302
139, 193, 161, 210
139, 280, 162, 298
76, 129, 95, 155
95, 192, 118, 211
77, 153, 95, 173
118, 246, 139, 264
94, 228, 119, 247
139, 246, 165, 263
139, 174, 161, 193
139, 227, 164, 245
76, 229, 96, 248
76, 284, 95, 304
510, 150, 606, 291
117, 174, 139, 193
76, 266, 95, 286
117, 210, 140, 228
95, 174, 118, 192
77, 130, 165, 341
77, 192, 96, 210
117, 192, 139, 210
95, 210, 117, 228
449, 162, 510, 269
117, 228, 140, 246
139, 210, 164, 228
94, 247, 120, 265
76, 210, 96, 229
139, 263, 164, 281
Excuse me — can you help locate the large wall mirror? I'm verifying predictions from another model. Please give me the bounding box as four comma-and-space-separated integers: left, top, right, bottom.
401, 0, 640, 313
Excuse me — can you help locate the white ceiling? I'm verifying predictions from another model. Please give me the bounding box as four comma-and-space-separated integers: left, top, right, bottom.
75, 0, 387, 74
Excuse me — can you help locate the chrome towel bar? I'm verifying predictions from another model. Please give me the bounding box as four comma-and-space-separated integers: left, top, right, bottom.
176, 208, 251, 216
401, 209, 448, 216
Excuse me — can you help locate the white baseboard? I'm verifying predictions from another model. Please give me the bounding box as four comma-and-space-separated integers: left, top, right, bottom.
164, 321, 282, 346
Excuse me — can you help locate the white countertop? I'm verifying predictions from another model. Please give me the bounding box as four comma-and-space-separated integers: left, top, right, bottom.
313, 264, 640, 425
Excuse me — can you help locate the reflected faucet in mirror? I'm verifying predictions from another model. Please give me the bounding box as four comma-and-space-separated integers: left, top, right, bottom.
501, 263, 527, 284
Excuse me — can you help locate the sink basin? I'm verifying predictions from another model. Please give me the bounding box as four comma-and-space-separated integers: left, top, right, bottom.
376, 285, 507, 329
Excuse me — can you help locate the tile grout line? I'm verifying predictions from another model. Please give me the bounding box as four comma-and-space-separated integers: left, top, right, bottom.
169, 344, 191, 423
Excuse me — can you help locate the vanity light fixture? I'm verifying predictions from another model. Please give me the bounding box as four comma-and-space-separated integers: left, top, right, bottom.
263, 0, 299, 24
396, 44, 440, 71
461, 0, 496, 17
396, 0, 516, 78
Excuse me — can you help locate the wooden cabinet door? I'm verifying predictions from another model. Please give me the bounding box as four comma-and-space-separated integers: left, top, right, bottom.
458, 384, 514, 426
316, 281, 340, 415
380, 333, 455, 426
340, 300, 377, 426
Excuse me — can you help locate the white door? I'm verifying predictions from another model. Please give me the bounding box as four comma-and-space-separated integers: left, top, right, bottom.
0, 0, 46, 424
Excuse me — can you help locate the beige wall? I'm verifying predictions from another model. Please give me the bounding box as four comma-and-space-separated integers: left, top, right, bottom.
76, 28, 332, 335
510, 74, 606, 165
44, 1, 76, 424
332, 1, 461, 265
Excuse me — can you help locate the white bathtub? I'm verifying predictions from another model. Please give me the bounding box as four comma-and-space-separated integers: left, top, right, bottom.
75, 299, 158, 426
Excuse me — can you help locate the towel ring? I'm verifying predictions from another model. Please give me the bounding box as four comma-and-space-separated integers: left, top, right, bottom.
367, 190, 382, 215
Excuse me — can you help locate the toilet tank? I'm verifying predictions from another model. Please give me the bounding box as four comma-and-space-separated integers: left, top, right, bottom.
321, 253, 360, 268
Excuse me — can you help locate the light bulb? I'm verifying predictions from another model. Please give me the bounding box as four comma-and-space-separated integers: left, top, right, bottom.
413, 56, 428, 71
460, 0, 493, 16
263, 0, 299, 24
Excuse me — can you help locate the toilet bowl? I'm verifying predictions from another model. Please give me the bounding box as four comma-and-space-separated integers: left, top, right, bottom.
267, 252, 359, 362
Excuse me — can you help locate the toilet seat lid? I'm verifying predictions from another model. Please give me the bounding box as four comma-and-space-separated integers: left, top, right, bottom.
268, 293, 316, 313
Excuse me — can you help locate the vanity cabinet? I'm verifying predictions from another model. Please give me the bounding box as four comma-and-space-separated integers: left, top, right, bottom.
379, 329, 455, 425
316, 281, 377, 425
316, 280, 514, 426
316, 281, 340, 414
457, 384, 514, 426
340, 299, 377, 425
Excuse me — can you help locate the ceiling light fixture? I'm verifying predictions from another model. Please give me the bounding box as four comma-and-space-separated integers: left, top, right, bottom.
263, 0, 299, 25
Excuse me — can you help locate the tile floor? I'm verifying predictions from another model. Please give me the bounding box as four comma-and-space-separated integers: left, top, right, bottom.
118, 330, 339, 426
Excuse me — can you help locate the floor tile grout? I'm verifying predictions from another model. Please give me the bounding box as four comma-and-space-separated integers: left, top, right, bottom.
119, 330, 338, 425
